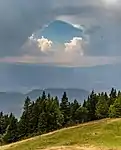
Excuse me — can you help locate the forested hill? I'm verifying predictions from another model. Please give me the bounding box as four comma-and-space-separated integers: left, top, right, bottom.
0, 88, 89, 117
0, 88, 121, 145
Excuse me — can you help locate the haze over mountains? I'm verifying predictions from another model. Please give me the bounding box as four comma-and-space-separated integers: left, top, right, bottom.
0, 63, 121, 93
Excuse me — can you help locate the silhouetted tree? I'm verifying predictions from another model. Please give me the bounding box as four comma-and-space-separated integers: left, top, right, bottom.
60, 92, 70, 126
18, 97, 31, 137
3, 113, 18, 143
85, 91, 98, 121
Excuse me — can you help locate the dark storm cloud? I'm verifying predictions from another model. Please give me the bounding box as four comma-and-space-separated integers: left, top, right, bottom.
56, 1, 121, 56
0, 0, 55, 57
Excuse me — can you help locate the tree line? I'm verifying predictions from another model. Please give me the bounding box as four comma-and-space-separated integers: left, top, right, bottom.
0, 88, 121, 145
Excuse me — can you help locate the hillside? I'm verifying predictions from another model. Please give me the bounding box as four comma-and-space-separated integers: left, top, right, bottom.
0, 88, 88, 117
1, 119, 121, 150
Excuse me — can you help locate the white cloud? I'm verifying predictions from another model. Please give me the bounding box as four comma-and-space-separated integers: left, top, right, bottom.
71, 24, 85, 30
27, 34, 87, 57
65, 37, 85, 56
37, 36, 53, 52
28, 34, 35, 41
101, 0, 119, 6
28, 35, 53, 53
19, 35, 89, 65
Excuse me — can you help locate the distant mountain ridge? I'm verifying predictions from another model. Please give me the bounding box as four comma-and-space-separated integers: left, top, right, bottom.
26, 88, 88, 101
0, 88, 89, 118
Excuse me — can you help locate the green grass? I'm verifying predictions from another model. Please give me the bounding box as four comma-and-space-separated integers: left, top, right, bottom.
1, 119, 121, 150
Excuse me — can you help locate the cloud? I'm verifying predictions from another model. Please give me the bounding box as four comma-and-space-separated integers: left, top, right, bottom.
0, 0, 121, 65
65, 37, 85, 56
71, 24, 85, 30
28, 35, 53, 53
0, 34, 89, 66
0, 0, 55, 57
27, 34, 86, 57
0, 55, 121, 67
37, 37, 53, 52
1, 33, 121, 67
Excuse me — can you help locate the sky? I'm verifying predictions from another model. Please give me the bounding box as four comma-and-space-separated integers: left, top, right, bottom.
0, 0, 121, 67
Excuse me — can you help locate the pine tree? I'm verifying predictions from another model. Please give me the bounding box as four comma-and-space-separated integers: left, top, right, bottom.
38, 112, 47, 134
86, 91, 98, 121
96, 95, 108, 119
0, 113, 9, 135
46, 98, 64, 131
27, 101, 39, 135
109, 88, 117, 106
118, 90, 121, 97
83, 100, 87, 107
38, 96, 63, 133
42, 91, 46, 100
0, 112, 4, 135
60, 92, 70, 126
109, 96, 121, 118
47, 93, 51, 101
18, 97, 31, 138
70, 99, 80, 123
75, 106, 88, 123
54, 96, 59, 107
3, 113, 18, 143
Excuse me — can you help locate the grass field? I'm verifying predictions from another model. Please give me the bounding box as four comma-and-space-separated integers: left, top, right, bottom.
1, 118, 121, 150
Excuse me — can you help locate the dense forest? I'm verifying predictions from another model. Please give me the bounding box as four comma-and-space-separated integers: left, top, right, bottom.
0, 88, 121, 145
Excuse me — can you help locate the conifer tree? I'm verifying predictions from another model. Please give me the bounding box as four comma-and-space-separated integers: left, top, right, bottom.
70, 99, 80, 123
109, 88, 117, 106
3, 113, 18, 143
75, 106, 88, 123
18, 97, 31, 138
109, 96, 121, 118
60, 92, 70, 126
86, 91, 98, 121
96, 95, 108, 119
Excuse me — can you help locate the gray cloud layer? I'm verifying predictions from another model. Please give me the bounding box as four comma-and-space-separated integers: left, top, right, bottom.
0, 0, 121, 58
0, 0, 55, 57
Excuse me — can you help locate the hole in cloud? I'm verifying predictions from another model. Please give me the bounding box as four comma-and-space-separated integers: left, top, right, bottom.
1, 0, 121, 67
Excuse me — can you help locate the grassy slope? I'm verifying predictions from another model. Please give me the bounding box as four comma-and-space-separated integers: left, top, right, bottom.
1, 119, 121, 150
